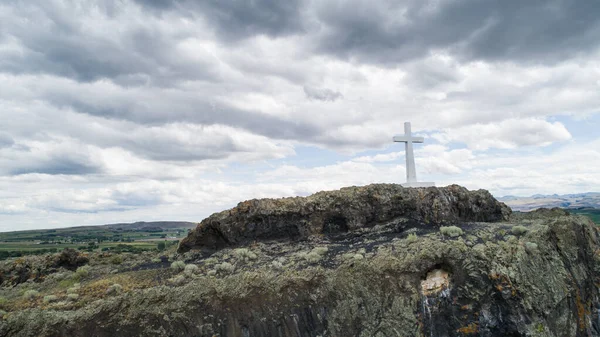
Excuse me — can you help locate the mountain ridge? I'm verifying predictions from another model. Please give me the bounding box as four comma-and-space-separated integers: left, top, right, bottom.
497, 192, 600, 211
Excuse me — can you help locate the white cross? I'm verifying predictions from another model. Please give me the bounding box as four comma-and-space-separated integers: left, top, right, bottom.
393, 122, 435, 187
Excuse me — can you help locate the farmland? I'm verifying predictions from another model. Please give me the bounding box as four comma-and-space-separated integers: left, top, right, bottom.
569, 208, 600, 224
0, 221, 196, 259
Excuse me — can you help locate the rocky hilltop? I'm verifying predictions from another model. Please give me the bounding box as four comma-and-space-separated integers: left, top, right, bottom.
1, 184, 599, 337
179, 184, 511, 253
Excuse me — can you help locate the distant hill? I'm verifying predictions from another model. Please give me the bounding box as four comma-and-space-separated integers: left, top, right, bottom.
100, 221, 197, 231
0, 221, 197, 235
0, 221, 198, 258
498, 192, 600, 212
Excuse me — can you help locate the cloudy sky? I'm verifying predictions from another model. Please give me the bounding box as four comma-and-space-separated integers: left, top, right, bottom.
1, 0, 599, 231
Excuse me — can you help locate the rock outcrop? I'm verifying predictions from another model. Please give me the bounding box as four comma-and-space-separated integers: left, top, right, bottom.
179, 184, 511, 253
2, 185, 599, 337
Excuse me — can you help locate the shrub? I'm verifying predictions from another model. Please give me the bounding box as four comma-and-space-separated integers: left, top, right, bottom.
58, 278, 79, 289
512, 225, 529, 236
271, 257, 286, 270
341, 253, 356, 261
110, 255, 124, 265
353, 254, 364, 260
48, 271, 72, 281
157, 241, 166, 251
271, 260, 283, 270
304, 252, 322, 263
406, 233, 418, 243
106, 284, 123, 296
204, 257, 218, 265
43, 295, 58, 303
184, 264, 198, 276
53, 248, 89, 270
232, 248, 258, 261
215, 262, 234, 273
67, 293, 79, 301
67, 286, 80, 294
440, 226, 463, 238
171, 261, 186, 271
151, 258, 161, 263
23, 290, 40, 300
525, 242, 538, 253
75, 265, 91, 279
311, 247, 328, 256
169, 275, 186, 285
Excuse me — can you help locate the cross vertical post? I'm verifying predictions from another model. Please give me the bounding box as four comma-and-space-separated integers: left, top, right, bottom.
404, 122, 417, 183
393, 122, 435, 188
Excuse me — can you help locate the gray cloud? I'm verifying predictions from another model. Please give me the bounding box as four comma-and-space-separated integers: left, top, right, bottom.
133, 0, 306, 40
3, 0, 599, 89
313, 0, 600, 64
9, 157, 100, 176
0, 2, 217, 84
402, 58, 461, 89
42, 88, 323, 144
0, 134, 14, 148
304, 85, 343, 102
0, 134, 104, 176
110, 190, 163, 207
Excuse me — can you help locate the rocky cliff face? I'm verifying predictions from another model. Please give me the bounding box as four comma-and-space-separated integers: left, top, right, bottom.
179, 184, 511, 253
2, 185, 599, 337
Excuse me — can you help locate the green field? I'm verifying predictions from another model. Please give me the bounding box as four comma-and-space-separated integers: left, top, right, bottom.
0, 221, 196, 259
569, 208, 600, 224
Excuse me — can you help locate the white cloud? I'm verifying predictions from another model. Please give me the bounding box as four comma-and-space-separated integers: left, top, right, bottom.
353, 152, 402, 163
432, 118, 572, 150
0, 0, 599, 231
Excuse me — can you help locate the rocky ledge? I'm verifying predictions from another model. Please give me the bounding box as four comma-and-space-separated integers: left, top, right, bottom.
2, 185, 599, 337
179, 184, 511, 253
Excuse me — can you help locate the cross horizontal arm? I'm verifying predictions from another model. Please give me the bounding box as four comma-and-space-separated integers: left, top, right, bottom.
393, 136, 424, 143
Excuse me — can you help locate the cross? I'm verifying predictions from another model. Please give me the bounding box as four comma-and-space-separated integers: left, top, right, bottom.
393, 122, 434, 187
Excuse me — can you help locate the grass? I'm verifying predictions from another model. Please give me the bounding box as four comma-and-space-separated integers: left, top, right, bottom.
0, 223, 195, 256
0, 232, 177, 259
569, 208, 600, 224
0, 242, 80, 251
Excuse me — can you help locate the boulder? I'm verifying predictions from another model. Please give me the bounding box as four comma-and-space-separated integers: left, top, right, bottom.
179, 184, 510, 253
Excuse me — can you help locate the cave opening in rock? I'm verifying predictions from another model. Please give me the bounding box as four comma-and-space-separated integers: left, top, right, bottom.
323, 215, 349, 233
421, 266, 451, 296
